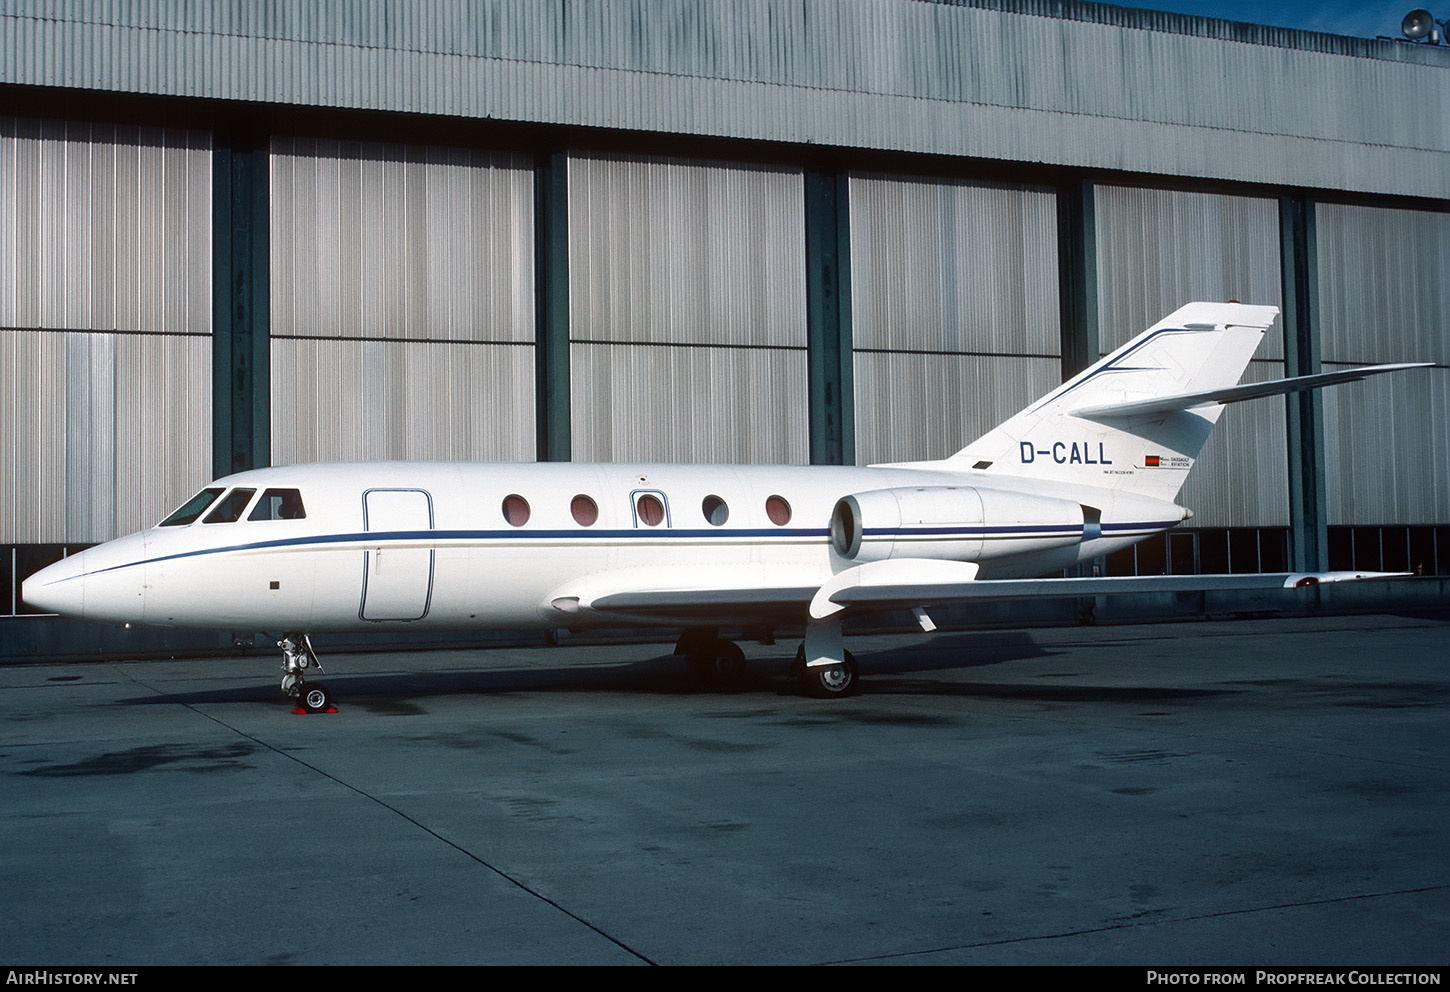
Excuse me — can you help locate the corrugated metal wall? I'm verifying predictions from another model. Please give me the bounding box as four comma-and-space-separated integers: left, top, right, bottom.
1317, 203, 1450, 525
3, 102, 1443, 555
269, 138, 536, 464
849, 174, 1060, 465
567, 154, 808, 463
1, 0, 1443, 199
1094, 185, 1286, 527
0, 118, 211, 543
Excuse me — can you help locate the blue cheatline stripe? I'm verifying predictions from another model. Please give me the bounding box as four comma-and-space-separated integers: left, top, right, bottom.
67, 517, 1183, 582
862, 520, 1177, 539
74, 527, 829, 578
865, 525, 1083, 538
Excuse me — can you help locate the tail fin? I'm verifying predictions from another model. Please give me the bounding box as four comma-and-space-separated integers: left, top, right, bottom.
944, 302, 1280, 502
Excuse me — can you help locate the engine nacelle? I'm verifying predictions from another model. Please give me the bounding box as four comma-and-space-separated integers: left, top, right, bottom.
831, 486, 1085, 563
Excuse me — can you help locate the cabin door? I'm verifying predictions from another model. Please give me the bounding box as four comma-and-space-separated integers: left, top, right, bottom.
360, 489, 434, 621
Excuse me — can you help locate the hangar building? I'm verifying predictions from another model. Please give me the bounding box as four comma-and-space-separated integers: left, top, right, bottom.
1, 0, 1447, 656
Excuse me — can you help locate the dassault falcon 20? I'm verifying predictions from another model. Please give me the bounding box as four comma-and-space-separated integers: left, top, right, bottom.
23, 303, 1426, 711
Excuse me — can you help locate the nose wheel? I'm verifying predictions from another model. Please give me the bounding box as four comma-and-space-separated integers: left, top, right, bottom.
279, 633, 333, 713
297, 682, 333, 714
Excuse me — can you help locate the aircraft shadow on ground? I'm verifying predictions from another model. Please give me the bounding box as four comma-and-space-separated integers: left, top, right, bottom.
117, 629, 1235, 709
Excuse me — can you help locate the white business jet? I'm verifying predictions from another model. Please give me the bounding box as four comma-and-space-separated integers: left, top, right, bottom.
22, 303, 1425, 711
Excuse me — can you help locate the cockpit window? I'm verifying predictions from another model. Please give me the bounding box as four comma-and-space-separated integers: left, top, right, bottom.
203, 488, 257, 524
159, 488, 225, 527
248, 488, 307, 521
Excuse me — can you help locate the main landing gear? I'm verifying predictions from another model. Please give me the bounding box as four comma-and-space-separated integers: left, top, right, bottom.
677, 627, 858, 697
279, 632, 332, 713
789, 645, 858, 698
676, 628, 747, 688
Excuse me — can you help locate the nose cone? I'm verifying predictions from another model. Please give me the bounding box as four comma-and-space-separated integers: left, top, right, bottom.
21, 552, 88, 617
21, 532, 149, 623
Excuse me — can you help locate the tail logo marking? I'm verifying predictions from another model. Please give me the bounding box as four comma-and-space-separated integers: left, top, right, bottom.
1143, 454, 1189, 469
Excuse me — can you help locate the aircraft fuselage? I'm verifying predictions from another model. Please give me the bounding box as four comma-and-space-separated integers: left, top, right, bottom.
25, 460, 1184, 633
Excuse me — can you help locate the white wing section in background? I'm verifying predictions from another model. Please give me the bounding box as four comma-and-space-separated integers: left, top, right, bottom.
545, 563, 830, 626
545, 559, 1406, 661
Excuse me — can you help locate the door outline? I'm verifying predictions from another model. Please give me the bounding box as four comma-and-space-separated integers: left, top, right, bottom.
359, 488, 435, 621
629, 488, 672, 528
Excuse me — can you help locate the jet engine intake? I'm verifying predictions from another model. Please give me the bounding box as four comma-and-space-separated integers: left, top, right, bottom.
831, 486, 1085, 564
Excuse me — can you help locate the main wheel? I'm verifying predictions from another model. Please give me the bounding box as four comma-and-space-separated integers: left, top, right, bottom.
799, 650, 858, 698
298, 682, 332, 713
688, 639, 747, 688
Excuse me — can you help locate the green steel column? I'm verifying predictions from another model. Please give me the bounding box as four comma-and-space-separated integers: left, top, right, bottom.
212, 138, 270, 479
805, 171, 853, 466
535, 151, 571, 462
1280, 196, 1327, 572
1059, 179, 1100, 579
1057, 179, 1099, 380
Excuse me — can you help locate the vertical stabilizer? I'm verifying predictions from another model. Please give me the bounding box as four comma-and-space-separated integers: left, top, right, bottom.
942, 302, 1280, 501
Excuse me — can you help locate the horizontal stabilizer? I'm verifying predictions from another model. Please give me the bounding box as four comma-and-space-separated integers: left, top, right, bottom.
1072, 363, 1432, 421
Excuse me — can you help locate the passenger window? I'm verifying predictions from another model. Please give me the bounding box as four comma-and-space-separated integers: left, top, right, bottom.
702, 495, 729, 526
159, 488, 225, 526
204, 488, 257, 524
502, 494, 530, 526
248, 488, 307, 521
636, 494, 665, 527
571, 495, 599, 526
766, 495, 792, 526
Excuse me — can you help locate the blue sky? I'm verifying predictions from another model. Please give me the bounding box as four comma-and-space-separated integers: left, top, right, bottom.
1109, 1, 1431, 40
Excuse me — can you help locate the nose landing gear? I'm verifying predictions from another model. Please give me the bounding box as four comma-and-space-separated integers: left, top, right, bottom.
279, 633, 332, 713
